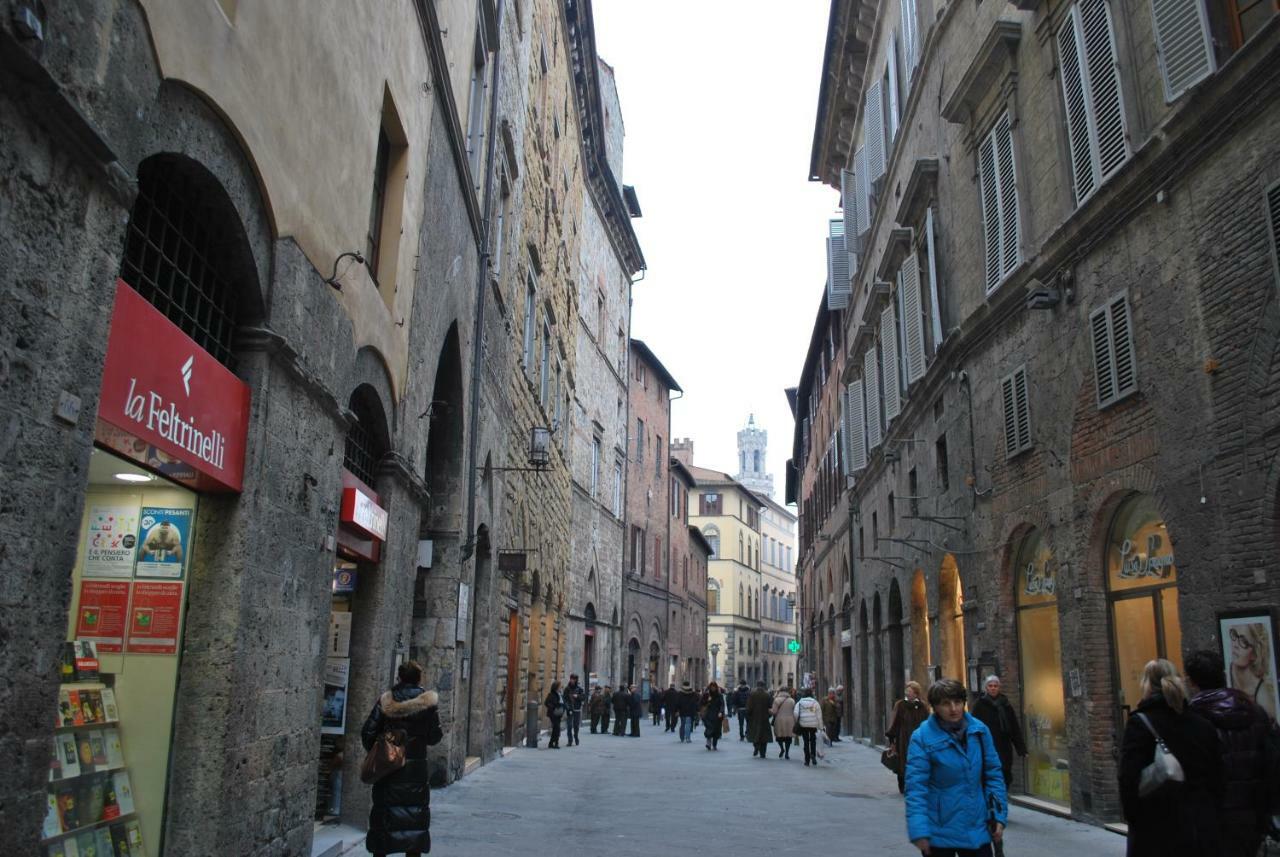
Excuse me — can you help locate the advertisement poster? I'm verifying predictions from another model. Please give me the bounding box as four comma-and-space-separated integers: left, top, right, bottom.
134, 507, 192, 579
329, 612, 352, 658
322, 658, 350, 735
126, 581, 184, 654
74, 580, 131, 652
83, 503, 140, 579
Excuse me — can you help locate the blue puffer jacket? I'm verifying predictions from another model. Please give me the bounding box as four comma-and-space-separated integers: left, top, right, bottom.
905, 713, 1008, 850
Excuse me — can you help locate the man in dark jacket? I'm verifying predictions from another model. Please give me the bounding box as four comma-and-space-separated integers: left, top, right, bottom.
587, 686, 604, 733
1186, 649, 1278, 857
664, 683, 679, 732
649, 686, 663, 725
599, 685, 612, 734
746, 681, 774, 758
676, 680, 700, 742
612, 684, 630, 736
564, 674, 586, 746
971, 675, 1026, 792
628, 684, 643, 736
733, 681, 751, 740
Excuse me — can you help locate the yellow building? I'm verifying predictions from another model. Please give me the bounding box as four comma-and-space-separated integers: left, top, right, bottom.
757, 494, 799, 688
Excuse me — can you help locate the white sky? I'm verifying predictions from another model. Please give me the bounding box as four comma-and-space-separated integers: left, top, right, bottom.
593, 2, 838, 505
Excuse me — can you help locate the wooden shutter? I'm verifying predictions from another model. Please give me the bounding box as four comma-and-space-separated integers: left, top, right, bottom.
1151, 0, 1215, 101
1058, 9, 1098, 203
1091, 292, 1138, 408
841, 168, 860, 257
866, 81, 886, 183
847, 380, 867, 472
1080, 0, 1128, 181
827, 219, 851, 310
995, 115, 1020, 278
900, 0, 919, 86
978, 132, 1002, 291
926, 207, 943, 348
887, 38, 901, 144
1269, 182, 1280, 286
881, 304, 901, 422
1000, 366, 1032, 458
902, 251, 926, 383
854, 147, 871, 235
864, 348, 882, 449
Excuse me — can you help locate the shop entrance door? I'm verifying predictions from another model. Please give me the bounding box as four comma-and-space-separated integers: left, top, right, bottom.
504, 610, 520, 746
1112, 589, 1182, 717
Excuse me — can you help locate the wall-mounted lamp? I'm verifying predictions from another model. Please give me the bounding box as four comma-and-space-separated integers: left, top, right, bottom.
324, 251, 366, 291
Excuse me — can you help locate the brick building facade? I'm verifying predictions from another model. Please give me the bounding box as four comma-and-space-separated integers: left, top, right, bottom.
796, 0, 1280, 826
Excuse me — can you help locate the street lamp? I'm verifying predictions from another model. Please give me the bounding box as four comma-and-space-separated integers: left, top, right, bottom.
710, 643, 721, 684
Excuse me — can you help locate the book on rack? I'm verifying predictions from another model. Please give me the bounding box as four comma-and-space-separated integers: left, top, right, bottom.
43, 791, 61, 839
100, 688, 118, 723
109, 823, 133, 857
76, 735, 95, 771
101, 779, 120, 822
124, 819, 144, 857
84, 691, 106, 724
88, 731, 108, 767
55, 783, 79, 832
46, 837, 80, 857
50, 737, 63, 781
95, 827, 115, 857
69, 691, 85, 726
74, 641, 100, 683
111, 770, 135, 816
84, 773, 107, 826
59, 641, 77, 684
58, 734, 81, 779
103, 729, 124, 769
59, 689, 75, 727
74, 830, 98, 857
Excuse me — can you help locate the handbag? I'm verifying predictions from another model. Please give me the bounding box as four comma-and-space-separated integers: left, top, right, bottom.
360, 728, 406, 784
1134, 713, 1185, 798
553, 705, 565, 718
880, 746, 900, 774
720, 714, 731, 733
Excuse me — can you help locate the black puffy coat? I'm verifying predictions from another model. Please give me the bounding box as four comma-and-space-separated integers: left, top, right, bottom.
612, 687, 630, 715
971, 693, 1026, 776
1189, 687, 1276, 855
360, 684, 444, 855
677, 688, 701, 717
1119, 694, 1224, 857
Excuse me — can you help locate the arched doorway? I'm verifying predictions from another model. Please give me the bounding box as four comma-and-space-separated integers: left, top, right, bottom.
627, 638, 640, 686
1106, 494, 1181, 723
873, 592, 887, 735
938, 555, 966, 682
583, 603, 597, 677
1013, 527, 1069, 804
888, 579, 905, 704
910, 570, 931, 687
841, 594, 854, 734
858, 600, 870, 737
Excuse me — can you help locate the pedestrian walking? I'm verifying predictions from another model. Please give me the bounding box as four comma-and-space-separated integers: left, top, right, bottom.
701, 681, 726, 750
599, 685, 612, 734
904, 678, 1008, 857
563, 673, 586, 746
1119, 658, 1224, 857
794, 688, 822, 766
821, 689, 841, 744
885, 681, 930, 794
1185, 649, 1279, 857
588, 686, 605, 734
360, 660, 444, 857
649, 686, 662, 725
544, 681, 564, 749
733, 680, 751, 741
971, 676, 1026, 806
677, 680, 700, 742
628, 684, 643, 737
665, 683, 679, 732
747, 681, 774, 759
771, 687, 796, 759
612, 684, 629, 736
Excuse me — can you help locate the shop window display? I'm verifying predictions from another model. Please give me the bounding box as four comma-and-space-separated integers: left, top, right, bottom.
1013, 529, 1069, 805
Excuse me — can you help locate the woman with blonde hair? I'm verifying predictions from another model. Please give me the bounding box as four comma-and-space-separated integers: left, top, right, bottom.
1118, 659, 1224, 857
886, 680, 930, 794
1228, 623, 1276, 721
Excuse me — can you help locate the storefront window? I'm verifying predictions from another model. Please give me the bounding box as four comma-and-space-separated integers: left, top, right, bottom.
46, 448, 198, 856
1106, 494, 1181, 717
1014, 528, 1069, 804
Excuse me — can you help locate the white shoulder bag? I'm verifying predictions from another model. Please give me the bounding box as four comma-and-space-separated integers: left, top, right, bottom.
1133, 712, 1185, 798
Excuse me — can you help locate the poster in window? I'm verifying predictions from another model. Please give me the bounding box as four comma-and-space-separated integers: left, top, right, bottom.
322, 657, 350, 735
1219, 612, 1278, 723
134, 507, 192, 579
126, 580, 184, 654
74, 580, 131, 652
82, 502, 140, 578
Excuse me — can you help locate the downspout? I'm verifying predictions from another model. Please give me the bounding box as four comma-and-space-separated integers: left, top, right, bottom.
463, 0, 506, 759
664, 387, 683, 684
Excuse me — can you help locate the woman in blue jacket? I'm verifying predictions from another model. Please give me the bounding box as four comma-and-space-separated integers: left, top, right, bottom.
904, 679, 1008, 857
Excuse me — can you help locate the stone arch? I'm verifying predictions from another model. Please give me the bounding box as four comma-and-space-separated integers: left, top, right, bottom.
938, 554, 966, 683
873, 591, 886, 735
910, 569, 931, 687
858, 599, 870, 737
888, 578, 905, 704
424, 323, 466, 532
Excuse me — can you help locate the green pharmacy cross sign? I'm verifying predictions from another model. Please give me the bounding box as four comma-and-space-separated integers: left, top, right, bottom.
786, 639, 801, 654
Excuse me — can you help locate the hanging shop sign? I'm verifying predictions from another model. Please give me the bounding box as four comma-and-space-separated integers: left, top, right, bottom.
97, 281, 251, 493
336, 470, 386, 563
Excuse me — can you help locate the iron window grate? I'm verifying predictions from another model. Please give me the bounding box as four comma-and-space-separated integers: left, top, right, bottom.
120, 159, 240, 369
343, 416, 379, 487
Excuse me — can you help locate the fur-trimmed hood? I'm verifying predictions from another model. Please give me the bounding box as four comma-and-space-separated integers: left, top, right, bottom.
380, 688, 439, 718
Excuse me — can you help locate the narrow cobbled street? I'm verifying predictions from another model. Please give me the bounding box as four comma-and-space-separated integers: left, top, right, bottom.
411, 728, 1127, 857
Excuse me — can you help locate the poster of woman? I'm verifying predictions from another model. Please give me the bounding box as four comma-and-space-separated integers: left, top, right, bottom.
1219, 613, 1278, 723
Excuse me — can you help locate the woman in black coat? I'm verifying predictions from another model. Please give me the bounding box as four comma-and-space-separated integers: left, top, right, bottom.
360, 661, 444, 857
1119, 658, 1224, 857
544, 681, 564, 748
701, 682, 726, 750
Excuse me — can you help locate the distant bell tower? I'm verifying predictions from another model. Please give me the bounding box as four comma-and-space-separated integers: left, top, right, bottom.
735, 414, 773, 497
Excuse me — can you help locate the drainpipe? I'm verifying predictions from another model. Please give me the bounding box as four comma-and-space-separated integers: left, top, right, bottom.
462, 0, 506, 759
664, 387, 683, 684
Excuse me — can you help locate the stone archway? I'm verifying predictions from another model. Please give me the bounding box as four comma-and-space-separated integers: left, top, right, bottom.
858, 599, 870, 737
938, 554, 966, 683
911, 570, 931, 687
873, 591, 887, 735
888, 579, 905, 703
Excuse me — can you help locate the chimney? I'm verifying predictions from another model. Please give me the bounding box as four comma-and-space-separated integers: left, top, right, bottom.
670, 437, 694, 467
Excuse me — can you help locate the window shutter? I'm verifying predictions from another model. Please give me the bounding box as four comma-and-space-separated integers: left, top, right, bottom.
838, 398, 849, 476
866, 81, 886, 183
1000, 366, 1032, 458
854, 147, 871, 236
978, 133, 1002, 292
881, 304, 901, 422
1090, 303, 1116, 405
901, 251, 926, 383
1001, 373, 1018, 458
847, 380, 867, 472
864, 348, 882, 449
841, 168, 861, 258
827, 218, 852, 310
900, 0, 918, 86
1151, 0, 1215, 101
887, 38, 901, 144
1268, 182, 1280, 287
1058, 10, 1098, 203
926, 207, 943, 348
1109, 293, 1137, 398
1080, 0, 1128, 181
995, 114, 1020, 278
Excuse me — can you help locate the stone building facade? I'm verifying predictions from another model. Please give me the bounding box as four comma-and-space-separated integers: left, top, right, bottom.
623, 340, 682, 690
798, 0, 1280, 826
758, 493, 800, 688
668, 462, 712, 689
0, 0, 641, 853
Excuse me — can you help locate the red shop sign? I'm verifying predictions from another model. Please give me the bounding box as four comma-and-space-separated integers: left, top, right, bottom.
98, 281, 251, 492
336, 470, 386, 563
